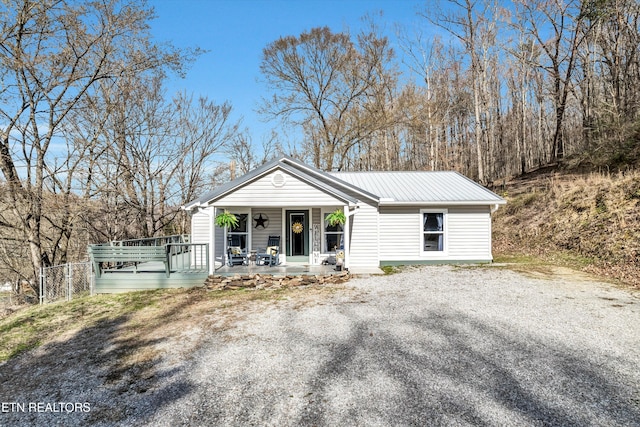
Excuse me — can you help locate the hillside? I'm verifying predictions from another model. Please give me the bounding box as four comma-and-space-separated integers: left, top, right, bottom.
492, 169, 640, 288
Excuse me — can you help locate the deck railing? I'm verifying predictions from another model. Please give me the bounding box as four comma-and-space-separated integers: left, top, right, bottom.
89, 235, 208, 275
167, 242, 208, 273
93, 234, 189, 248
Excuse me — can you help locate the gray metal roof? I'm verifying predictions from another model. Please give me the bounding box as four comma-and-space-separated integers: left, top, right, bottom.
184, 156, 505, 210
330, 171, 505, 205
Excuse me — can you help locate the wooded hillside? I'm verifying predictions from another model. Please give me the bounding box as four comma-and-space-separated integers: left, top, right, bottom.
493, 169, 640, 288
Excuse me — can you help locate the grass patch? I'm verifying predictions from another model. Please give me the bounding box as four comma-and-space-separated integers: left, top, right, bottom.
0, 290, 172, 363
502, 191, 542, 215
0, 284, 341, 364
380, 265, 402, 275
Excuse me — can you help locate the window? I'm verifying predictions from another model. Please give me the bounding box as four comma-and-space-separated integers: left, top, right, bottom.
324, 212, 344, 253
227, 213, 248, 250
421, 210, 446, 253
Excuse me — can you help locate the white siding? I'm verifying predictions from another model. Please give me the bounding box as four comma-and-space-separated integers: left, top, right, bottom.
190, 208, 211, 266
378, 205, 492, 262
348, 202, 380, 268
379, 206, 421, 260
251, 208, 282, 249
216, 170, 345, 207
448, 206, 492, 260
191, 208, 210, 244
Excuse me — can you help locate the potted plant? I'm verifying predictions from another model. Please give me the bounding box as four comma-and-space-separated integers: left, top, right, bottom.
325, 208, 346, 227
215, 210, 239, 229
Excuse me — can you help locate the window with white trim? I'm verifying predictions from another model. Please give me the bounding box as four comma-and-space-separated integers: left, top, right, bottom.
323, 212, 344, 253
227, 213, 249, 250
421, 210, 446, 253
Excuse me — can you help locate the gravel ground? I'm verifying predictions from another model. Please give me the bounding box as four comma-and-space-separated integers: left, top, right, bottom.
1, 265, 639, 426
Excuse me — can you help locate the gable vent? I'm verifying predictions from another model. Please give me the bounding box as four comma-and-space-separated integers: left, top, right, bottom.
271, 171, 286, 187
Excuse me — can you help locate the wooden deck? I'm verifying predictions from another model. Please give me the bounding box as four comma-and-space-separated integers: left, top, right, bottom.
93, 243, 209, 293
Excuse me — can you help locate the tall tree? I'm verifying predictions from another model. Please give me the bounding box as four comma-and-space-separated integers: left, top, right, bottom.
259, 26, 396, 171
514, 0, 592, 162
0, 0, 193, 288
68, 75, 238, 241
421, 0, 502, 184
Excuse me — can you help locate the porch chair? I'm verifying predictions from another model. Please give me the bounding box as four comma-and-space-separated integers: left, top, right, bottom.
256, 236, 280, 267
227, 246, 248, 266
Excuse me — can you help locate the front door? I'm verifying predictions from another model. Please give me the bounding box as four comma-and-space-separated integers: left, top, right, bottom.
286, 210, 308, 260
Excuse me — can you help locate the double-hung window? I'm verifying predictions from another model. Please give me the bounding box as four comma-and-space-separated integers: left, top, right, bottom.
227, 213, 249, 250
421, 209, 446, 254
324, 212, 344, 253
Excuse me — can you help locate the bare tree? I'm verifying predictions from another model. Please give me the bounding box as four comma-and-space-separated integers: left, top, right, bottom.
70, 75, 238, 240
0, 0, 193, 289
224, 130, 277, 176
259, 26, 396, 171
514, 0, 592, 162
420, 0, 504, 184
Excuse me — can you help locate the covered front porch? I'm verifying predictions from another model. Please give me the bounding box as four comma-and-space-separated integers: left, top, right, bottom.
206, 205, 353, 274
184, 157, 383, 275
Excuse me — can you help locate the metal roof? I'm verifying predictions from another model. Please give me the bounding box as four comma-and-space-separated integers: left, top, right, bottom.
183, 156, 505, 210
330, 171, 505, 205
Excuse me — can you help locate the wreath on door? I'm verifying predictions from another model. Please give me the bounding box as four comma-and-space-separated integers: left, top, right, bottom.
292, 222, 304, 234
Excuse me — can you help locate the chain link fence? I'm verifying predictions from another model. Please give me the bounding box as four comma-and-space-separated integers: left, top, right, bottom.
0, 282, 16, 315
40, 262, 94, 304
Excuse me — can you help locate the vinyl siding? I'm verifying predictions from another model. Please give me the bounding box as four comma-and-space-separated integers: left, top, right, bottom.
318, 182, 380, 268
250, 208, 282, 250
190, 208, 210, 266
448, 206, 492, 260
379, 205, 492, 262
215, 170, 345, 207
379, 206, 420, 260
348, 201, 380, 268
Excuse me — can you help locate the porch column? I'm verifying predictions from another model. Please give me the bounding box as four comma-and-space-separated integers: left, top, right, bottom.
209, 205, 216, 275
343, 205, 350, 270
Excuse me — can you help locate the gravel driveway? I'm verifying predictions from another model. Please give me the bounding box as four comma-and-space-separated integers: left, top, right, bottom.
2, 265, 639, 426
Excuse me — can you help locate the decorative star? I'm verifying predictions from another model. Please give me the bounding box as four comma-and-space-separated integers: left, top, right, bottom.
254, 213, 268, 228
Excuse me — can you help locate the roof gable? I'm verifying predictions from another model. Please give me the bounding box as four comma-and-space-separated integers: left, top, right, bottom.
183, 156, 365, 209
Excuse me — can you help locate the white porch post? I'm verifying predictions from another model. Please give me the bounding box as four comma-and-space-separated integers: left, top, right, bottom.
209, 205, 216, 275
343, 205, 350, 270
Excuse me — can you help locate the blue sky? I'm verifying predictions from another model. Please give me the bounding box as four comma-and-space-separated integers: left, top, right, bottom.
150, 0, 427, 147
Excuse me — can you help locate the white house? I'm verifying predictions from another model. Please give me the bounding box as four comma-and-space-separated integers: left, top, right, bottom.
182, 156, 506, 274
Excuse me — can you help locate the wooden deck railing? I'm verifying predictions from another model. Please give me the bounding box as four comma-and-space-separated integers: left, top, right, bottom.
89, 235, 208, 277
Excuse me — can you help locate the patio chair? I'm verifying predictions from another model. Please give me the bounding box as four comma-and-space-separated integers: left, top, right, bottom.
227, 246, 248, 266
256, 236, 280, 266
